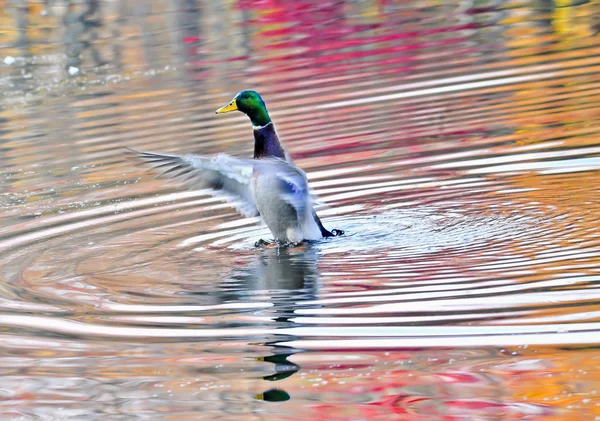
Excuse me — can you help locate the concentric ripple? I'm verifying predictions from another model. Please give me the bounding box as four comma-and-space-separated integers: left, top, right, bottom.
1, 0, 600, 419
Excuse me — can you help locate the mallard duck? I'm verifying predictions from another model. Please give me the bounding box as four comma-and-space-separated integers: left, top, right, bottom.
129, 90, 342, 245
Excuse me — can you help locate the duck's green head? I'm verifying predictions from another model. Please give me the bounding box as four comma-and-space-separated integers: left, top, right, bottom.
215, 90, 271, 127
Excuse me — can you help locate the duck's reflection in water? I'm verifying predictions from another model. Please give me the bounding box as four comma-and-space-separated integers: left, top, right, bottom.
221, 244, 321, 311
224, 245, 322, 402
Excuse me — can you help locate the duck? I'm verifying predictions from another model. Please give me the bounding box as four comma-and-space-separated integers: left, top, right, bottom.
129, 90, 342, 245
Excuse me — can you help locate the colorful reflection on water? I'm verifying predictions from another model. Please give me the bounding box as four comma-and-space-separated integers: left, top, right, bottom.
1, 0, 600, 419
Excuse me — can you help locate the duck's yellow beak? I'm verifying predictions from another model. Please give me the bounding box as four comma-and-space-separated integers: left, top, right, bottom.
215, 99, 238, 114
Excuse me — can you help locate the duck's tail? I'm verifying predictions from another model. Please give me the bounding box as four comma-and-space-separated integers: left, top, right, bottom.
313, 211, 343, 237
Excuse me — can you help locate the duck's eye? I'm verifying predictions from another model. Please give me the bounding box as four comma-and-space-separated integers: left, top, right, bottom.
242, 93, 250, 99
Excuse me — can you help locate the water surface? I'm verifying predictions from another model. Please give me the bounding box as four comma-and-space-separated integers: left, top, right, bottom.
1, 0, 600, 419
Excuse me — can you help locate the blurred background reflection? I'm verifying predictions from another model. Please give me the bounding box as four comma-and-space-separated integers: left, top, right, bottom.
1, 0, 600, 419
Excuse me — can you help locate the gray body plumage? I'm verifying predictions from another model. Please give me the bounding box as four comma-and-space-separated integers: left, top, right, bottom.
252, 165, 320, 242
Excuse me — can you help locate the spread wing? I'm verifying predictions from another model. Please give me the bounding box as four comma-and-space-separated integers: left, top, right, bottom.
127, 148, 258, 217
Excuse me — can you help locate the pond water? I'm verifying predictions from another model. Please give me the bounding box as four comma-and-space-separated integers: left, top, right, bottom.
1, 0, 600, 419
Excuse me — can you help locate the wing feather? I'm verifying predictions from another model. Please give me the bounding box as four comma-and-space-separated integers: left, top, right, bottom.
127, 147, 258, 217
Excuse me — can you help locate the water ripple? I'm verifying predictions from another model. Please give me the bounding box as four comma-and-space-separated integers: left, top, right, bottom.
1, 0, 600, 418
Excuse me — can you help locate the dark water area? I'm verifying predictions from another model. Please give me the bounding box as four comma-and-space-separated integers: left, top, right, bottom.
1, 0, 600, 419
